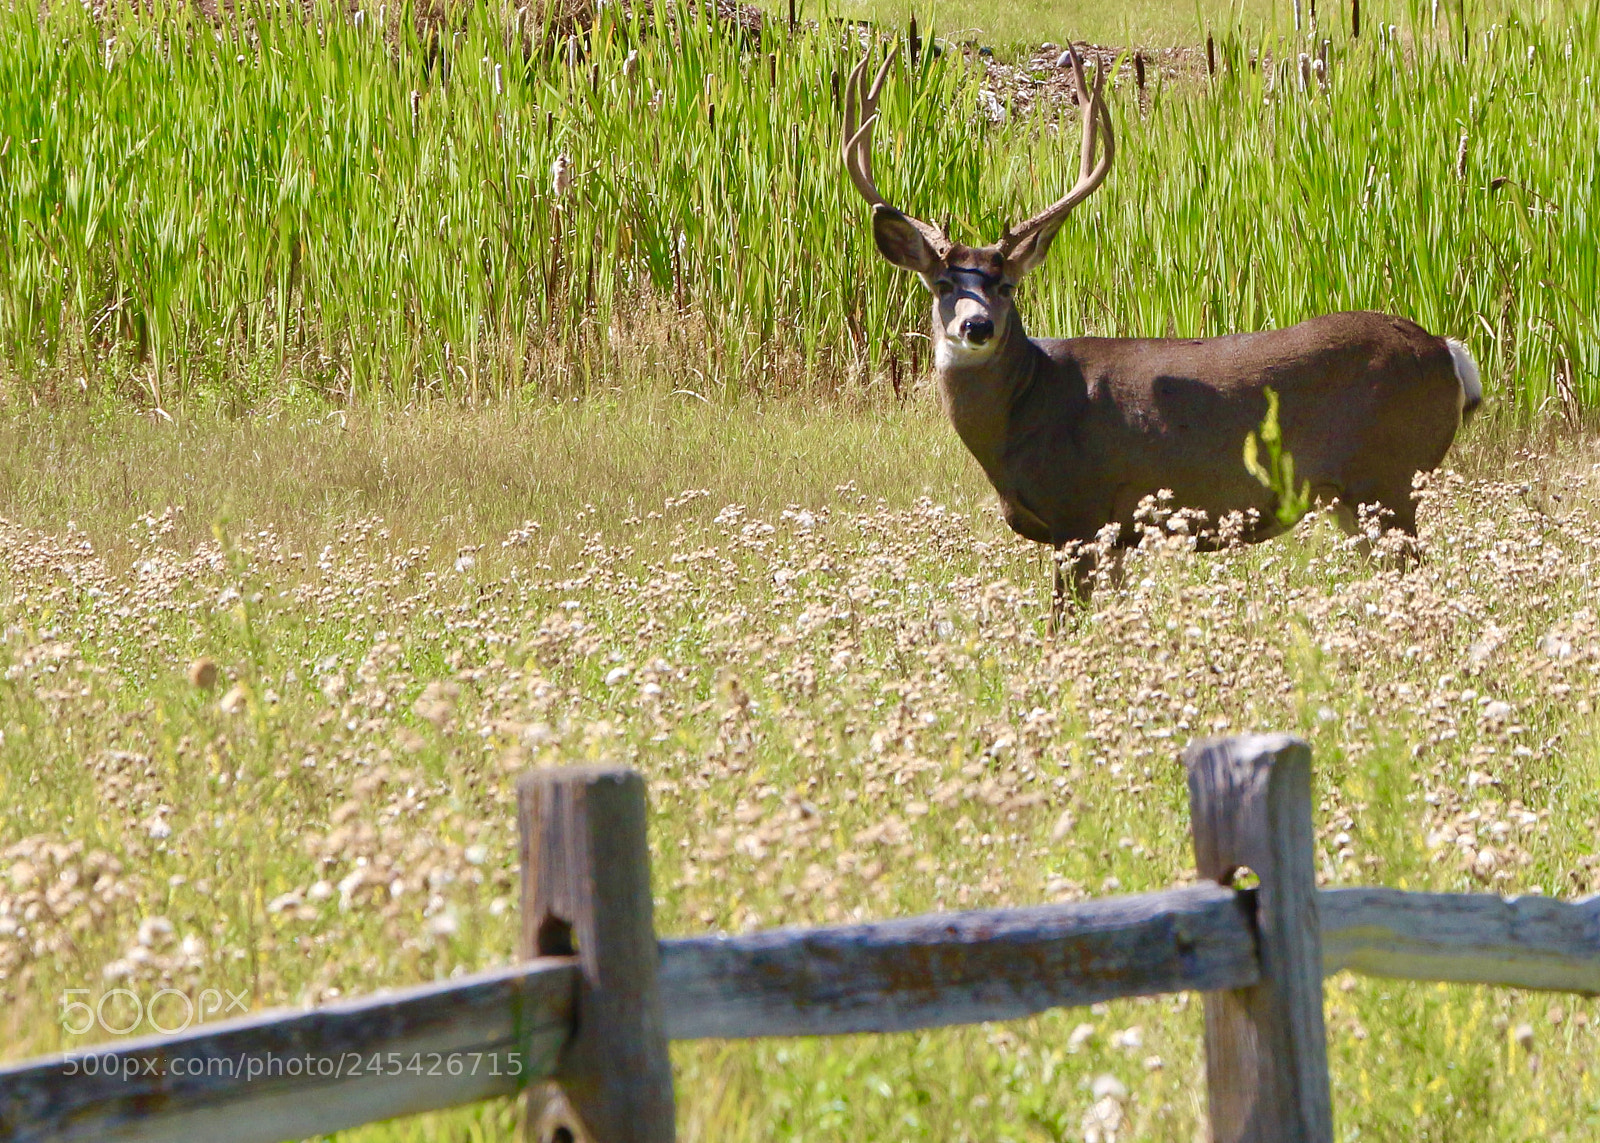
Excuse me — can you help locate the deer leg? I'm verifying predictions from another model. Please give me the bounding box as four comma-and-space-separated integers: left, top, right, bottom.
1097, 546, 1129, 591
1050, 548, 1068, 634
1331, 495, 1422, 570
1384, 500, 1424, 570
1328, 498, 1362, 542
1050, 546, 1106, 633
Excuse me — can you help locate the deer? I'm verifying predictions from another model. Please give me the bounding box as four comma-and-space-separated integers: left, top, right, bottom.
842, 42, 1482, 625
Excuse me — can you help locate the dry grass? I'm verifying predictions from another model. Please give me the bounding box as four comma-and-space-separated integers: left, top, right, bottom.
0, 394, 972, 568
2, 396, 1599, 1140
815, 0, 1596, 56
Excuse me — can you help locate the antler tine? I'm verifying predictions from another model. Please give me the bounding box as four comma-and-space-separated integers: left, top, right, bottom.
853, 47, 898, 200
998, 43, 1115, 259
842, 44, 899, 206
1071, 46, 1102, 183
841, 52, 873, 201
840, 41, 949, 253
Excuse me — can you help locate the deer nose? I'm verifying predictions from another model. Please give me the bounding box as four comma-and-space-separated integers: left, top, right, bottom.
961, 317, 995, 345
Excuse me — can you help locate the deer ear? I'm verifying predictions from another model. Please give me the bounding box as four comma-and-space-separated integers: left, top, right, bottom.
1002, 221, 1063, 280
871, 206, 944, 277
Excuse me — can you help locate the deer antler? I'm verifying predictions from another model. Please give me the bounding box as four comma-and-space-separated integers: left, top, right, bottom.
997, 44, 1115, 262
842, 43, 951, 257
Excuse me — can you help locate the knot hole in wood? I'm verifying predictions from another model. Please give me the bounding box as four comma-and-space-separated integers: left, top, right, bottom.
1219, 864, 1261, 890
532, 1085, 591, 1143
537, 915, 576, 957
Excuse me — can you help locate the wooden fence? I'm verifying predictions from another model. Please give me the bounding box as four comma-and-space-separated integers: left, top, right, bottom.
2, 733, 1597, 1143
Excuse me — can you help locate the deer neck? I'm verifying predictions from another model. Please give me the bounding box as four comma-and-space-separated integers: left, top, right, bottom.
933, 315, 1041, 483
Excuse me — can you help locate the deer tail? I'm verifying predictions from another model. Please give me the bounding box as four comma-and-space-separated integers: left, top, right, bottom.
1447, 338, 1482, 423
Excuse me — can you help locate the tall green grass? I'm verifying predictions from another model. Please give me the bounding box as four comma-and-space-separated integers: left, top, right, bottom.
0, 0, 1595, 413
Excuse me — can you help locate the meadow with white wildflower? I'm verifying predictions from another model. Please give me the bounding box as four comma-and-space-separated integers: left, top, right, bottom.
0, 400, 1597, 1140
2, 0, 1599, 1137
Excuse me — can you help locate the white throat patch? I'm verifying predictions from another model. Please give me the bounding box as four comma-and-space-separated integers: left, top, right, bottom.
936, 336, 1001, 369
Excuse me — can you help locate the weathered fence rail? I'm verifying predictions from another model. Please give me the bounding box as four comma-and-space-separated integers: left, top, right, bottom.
3, 734, 1597, 1143
657, 882, 1259, 1038
0, 962, 577, 1143
1320, 886, 1600, 992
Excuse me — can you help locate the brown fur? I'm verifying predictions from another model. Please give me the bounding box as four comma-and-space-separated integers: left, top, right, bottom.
940, 303, 1465, 549
847, 43, 1476, 624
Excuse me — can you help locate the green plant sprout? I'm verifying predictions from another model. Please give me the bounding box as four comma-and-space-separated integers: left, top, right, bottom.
1243, 386, 1313, 527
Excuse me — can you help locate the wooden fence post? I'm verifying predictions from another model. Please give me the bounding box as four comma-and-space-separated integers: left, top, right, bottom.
1185, 735, 1332, 1143
518, 768, 676, 1143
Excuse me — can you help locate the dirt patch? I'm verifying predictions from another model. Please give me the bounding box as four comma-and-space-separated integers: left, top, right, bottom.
977, 42, 1206, 118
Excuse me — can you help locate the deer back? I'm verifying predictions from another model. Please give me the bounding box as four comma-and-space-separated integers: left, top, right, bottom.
996, 312, 1463, 546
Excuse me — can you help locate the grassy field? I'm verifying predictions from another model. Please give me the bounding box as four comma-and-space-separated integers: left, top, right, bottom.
2, 0, 1596, 415
817, 0, 1293, 53
1, 400, 1598, 1142
816, 0, 1599, 55
3, 0, 1600, 1139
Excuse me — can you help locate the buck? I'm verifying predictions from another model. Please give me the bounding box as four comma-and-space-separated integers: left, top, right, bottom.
843, 44, 1482, 621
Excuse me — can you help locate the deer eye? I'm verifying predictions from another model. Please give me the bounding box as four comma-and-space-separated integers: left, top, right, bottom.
934, 279, 954, 297
997, 282, 1015, 298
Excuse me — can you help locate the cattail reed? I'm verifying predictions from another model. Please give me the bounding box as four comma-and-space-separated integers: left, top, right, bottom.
0, 0, 1592, 413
